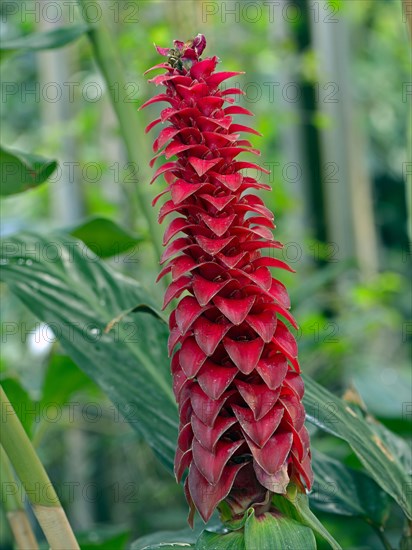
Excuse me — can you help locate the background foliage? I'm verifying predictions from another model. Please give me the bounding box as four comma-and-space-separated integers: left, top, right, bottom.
0, 1, 410, 548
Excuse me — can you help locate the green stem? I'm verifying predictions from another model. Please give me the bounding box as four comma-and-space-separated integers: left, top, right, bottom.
0, 386, 79, 549
0, 445, 39, 549
77, 0, 163, 261
0, 444, 21, 512
0, 386, 59, 507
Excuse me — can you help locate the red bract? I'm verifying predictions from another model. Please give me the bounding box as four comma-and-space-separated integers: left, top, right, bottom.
141, 34, 313, 525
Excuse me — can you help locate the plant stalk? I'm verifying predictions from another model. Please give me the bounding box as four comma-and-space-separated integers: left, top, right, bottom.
0, 445, 39, 549
77, 0, 163, 261
0, 386, 79, 550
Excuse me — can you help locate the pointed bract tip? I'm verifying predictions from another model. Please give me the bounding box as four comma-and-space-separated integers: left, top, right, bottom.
193, 33, 206, 56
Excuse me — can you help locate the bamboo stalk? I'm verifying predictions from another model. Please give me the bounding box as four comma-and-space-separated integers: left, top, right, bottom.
0, 446, 39, 549
7, 511, 38, 550
0, 386, 79, 550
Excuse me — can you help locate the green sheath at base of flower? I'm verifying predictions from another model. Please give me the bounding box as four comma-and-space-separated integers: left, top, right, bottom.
141, 34, 313, 525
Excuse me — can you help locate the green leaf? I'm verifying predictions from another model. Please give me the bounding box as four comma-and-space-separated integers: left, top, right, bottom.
371, 418, 412, 474
0, 378, 34, 437
135, 546, 194, 550
303, 375, 412, 519
132, 531, 196, 550
291, 492, 340, 550
0, 233, 178, 471
77, 529, 130, 550
130, 518, 221, 549
2, 231, 410, 529
244, 509, 317, 550
67, 216, 143, 259
195, 530, 245, 550
310, 449, 390, 527
0, 146, 57, 196
40, 355, 96, 410
35, 354, 98, 443
38, 527, 130, 550
290, 261, 350, 305
400, 531, 412, 550
1, 357, 96, 444
0, 25, 89, 56
273, 488, 342, 550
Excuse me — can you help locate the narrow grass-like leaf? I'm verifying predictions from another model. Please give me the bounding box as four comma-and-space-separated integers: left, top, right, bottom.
0, 25, 89, 56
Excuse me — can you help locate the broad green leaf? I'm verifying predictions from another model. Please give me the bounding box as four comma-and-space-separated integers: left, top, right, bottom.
131, 519, 221, 550
0, 25, 89, 56
371, 418, 412, 474
341, 387, 412, 472
0, 233, 178, 471
135, 546, 194, 550
310, 450, 390, 526
273, 488, 341, 550
303, 375, 412, 519
78, 530, 130, 550
2, 232, 411, 524
0, 145, 57, 196
132, 532, 196, 550
67, 216, 142, 259
244, 509, 317, 550
131, 527, 199, 550
195, 530, 245, 549
290, 493, 340, 550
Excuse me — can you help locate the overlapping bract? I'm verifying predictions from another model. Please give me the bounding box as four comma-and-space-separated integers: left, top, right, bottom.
142, 35, 313, 524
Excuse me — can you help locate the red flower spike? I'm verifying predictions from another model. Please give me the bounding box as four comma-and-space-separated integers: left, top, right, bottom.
214, 295, 255, 325
143, 34, 312, 524
246, 431, 293, 475
192, 438, 244, 485
191, 414, 237, 453
232, 404, 284, 448
256, 354, 289, 390
235, 380, 281, 421
179, 338, 207, 378
197, 361, 237, 399
193, 317, 230, 356
254, 461, 290, 494
223, 337, 264, 375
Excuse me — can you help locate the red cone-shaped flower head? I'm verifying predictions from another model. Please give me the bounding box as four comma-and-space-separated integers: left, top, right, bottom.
141, 34, 313, 524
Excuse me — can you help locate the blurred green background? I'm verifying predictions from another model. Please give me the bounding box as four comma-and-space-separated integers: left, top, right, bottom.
0, 0, 410, 548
